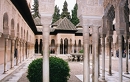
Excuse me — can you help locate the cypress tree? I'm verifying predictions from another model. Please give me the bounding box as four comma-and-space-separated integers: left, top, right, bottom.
71, 3, 79, 26
52, 5, 61, 24
61, 0, 71, 20
31, 0, 40, 18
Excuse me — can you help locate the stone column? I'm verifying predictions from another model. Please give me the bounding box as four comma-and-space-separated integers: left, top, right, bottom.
10, 38, 15, 68
101, 34, 106, 82
71, 44, 74, 53
16, 39, 20, 65
113, 43, 116, 57
22, 41, 24, 61
93, 26, 99, 82
108, 36, 112, 76
23, 41, 26, 61
57, 44, 60, 54
124, 35, 129, 74
105, 39, 109, 56
92, 40, 95, 82
4, 35, 9, 73
20, 41, 22, 63
42, 24, 50, 82
83, 25, 90, 82
118, 35, 123, 82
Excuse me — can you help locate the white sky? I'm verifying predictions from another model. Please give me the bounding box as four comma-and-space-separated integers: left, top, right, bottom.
31, 0, 76, 14
55, 0, 76, 14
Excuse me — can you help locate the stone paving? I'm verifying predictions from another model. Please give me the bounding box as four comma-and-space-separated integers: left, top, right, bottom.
76, 56, 130, 82
0, 55, 130, 82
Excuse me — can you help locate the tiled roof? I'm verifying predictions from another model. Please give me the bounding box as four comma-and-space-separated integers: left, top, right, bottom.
37, 28, 55, 32
54, 17, 77, 31
76, 29, 83, 33
52, 18, 63, 26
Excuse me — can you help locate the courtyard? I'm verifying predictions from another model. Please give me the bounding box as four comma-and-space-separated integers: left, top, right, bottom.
0, 54, 130, 82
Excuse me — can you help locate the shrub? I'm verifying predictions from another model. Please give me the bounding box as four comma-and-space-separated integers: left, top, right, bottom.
79, 49, 84, 53
27, 57, 70, 82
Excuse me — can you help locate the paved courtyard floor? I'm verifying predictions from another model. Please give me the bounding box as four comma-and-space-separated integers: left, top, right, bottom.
0, 54, 130, 82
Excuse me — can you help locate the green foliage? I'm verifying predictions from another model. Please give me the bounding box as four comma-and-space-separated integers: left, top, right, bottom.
31, 0, 40, 18
27, 58, 42, 82
52, 5, 61, 24
61, 1, 71, 20
71, 3, 79, 26
27, 57, 70, 82
79, 50, 83, 53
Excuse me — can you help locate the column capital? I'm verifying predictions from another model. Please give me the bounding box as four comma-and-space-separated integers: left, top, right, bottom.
100, 34, 106, 38
0, 32, 2, 37
3, 34, 9, 39
10, 36, 16, 40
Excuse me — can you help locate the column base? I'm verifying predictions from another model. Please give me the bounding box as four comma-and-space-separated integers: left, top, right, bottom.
3, 70, 8, 74
99, 78, 107, 82
108, 73, 112, 76
124, 72, 129, 74
0, 32, 2, 37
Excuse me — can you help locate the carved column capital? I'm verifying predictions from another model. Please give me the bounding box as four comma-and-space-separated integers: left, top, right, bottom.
3, 34, 9, 39
0, 32, 2, 37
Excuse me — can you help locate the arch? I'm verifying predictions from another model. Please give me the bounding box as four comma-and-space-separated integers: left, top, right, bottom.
35, 39, 38, 53
39, 39, 43, 54
21, 27, 23, 39
60, 38, 63, 54
64, 38, 68, 54
24, 30, 25, 40
17, 23, 19, 37
74, 40, 77, 53
3, 13, 8, 29
26, 31, 28, 41
3, 13, 9, 34
78, 39, 82, 51
50, 39, 55, 54
11, 19, 15, 36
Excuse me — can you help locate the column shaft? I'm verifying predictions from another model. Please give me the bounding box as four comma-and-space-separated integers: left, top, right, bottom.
125, 36, 129, 74
83, 26, 90, 82
93, 27, 99, 82
11, 39, 15, 68
101, 34, 106, 81
4, 38, 8, 73
108, 37, 112, 75
118, 35, 123, 82
43, 25, 50, 82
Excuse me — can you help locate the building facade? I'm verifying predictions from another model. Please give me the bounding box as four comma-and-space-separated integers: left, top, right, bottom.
0, 0, 36, 73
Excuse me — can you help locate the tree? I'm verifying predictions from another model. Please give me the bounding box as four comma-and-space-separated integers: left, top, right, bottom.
31, 0, 40, 18
61, 0, 71, 20
71, 3, 79, 26
52, 5, 61, 24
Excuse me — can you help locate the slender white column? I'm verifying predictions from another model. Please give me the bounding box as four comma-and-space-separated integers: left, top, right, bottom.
11, 38, 15, 68
118, 35, 123, 82
92, 41, 95, 82
16, 39, 20, 65
125, 35, 129, 74
93, 27, 99, 82
108, 36, 112, 76
4, 35, 9, 73
101, 34, 106, 82
113, 43, 116, 57
83, 25, 90, 82
57, 44, 60, 54
43, 25, 50, 82
19, 42, 22, 63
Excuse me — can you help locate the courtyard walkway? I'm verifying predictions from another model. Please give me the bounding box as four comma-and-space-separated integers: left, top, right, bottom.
0, 54, 130, 82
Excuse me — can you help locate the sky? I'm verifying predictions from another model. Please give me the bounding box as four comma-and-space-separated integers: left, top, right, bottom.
31, 0, 76, 14
55, 0, 76, 14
